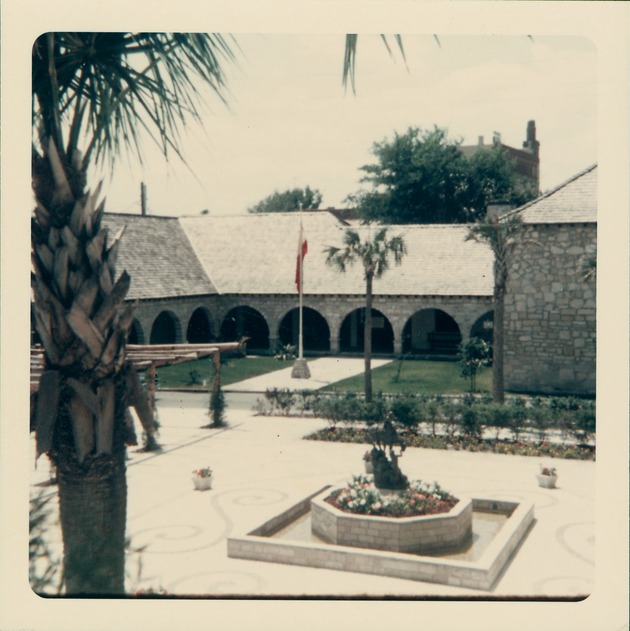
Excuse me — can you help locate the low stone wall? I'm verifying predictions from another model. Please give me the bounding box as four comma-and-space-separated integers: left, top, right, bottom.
311, 489, 473, 554
227, 490, 535, 591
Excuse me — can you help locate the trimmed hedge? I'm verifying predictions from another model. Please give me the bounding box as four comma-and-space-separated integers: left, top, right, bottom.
255, 389, 596, 459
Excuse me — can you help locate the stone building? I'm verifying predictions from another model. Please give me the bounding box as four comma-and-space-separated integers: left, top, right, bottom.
103, 211, 494, 359
461, 120, 540, 197
96, 163, 595, 396
503, 164, 596, 395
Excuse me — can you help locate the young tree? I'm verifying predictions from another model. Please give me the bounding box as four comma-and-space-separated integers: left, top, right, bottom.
325, 227, 406, 402
248, 186, 323, 213
31, 32, 236, 595
466, 214, 524, 403
459, 336, 492, 393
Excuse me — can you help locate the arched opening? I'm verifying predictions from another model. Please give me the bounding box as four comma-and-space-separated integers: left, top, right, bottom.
150, 311, 181, 344
402, 308, 462, 356
187, 307, 214, 343
127, 319, 145, 344
220, 306, 270, 351
278, 307, 331, 352
470, 311, 494, 346
339, 308, 394, 354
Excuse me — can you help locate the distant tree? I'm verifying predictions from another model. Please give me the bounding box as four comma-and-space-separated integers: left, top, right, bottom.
459, 337, 492, 393
325, 227, 406, 402
466, 145, 537, 211
349, 126, 536, 224
248, 186, 323, 213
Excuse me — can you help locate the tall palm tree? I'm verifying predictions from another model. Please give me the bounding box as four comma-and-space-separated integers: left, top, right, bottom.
31, 32, 236, 595
325, 227, 406, 402
466, 214, 523, 403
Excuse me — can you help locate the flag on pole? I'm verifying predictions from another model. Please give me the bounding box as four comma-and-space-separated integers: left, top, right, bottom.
295, 222, 308, 292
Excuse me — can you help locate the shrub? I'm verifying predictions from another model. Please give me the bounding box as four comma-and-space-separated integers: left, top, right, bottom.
459, 337, 491, 392
389, 393, 420, 428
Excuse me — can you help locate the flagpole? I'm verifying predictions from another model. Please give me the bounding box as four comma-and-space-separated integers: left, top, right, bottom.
298, 214, 304, 360
292, 208, 310, 379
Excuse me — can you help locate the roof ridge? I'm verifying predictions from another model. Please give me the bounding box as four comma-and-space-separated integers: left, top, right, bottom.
177, 216, 222, 294
504, 163, 597, 219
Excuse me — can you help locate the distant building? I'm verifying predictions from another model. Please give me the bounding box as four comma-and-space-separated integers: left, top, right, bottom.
461, 120, 540, 198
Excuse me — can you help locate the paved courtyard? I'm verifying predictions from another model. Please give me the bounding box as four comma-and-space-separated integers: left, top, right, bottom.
30, 358, 597, 600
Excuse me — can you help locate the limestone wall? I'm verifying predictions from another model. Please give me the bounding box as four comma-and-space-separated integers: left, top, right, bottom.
504, 223, 596, 395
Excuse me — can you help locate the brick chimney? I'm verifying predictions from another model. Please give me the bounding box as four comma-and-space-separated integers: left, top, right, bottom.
523, 120, 540, 157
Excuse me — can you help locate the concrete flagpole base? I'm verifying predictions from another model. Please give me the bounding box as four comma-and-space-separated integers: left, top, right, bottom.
291, 358, 311, 379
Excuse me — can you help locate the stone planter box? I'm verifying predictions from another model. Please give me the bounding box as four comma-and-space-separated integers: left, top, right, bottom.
311, 487, 473, 554
227, 487, 535, 591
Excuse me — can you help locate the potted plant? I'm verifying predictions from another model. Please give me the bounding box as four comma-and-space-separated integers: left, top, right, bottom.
536, 465, 558, 489
362, 450, 374, 474
192, 466, 213, 491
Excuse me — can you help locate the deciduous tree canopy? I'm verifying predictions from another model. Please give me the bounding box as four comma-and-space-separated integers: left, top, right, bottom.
248, 186, 323, 213
349, 126, 536, 224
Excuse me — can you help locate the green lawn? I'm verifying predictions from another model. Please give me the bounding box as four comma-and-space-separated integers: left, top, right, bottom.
155, 355, 490, 395
321, 359, 491, 395
155, 356, 301, 389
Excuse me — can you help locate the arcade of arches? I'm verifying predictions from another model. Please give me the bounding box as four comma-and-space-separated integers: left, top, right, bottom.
126, 298, 494, 357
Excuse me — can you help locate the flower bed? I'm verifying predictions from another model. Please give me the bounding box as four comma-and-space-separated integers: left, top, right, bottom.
311, 482, 472, 554
304, 427, 595, 460
326, 475, 458, 518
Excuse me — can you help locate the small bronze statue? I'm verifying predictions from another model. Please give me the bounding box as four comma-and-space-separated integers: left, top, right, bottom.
368, 413, 409, 490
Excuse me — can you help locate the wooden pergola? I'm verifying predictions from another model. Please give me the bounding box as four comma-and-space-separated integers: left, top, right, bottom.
31, 341, 245, 449
31, 341, 244, 395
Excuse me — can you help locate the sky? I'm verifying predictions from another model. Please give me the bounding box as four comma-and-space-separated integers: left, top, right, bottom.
96, 34, 598, 218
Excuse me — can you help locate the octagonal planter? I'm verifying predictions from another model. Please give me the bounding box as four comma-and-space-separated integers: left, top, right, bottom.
311, 488, 473, 554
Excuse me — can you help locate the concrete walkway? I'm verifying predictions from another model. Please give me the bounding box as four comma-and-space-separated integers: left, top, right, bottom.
223, 356, 392, 392
29, 358, 596, 602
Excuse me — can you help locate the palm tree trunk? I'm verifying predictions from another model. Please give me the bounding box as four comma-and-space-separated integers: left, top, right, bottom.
31, 139, 140, 595
364, 273, 373, 402
52, 377, 128, 594
493, 284, 505, 404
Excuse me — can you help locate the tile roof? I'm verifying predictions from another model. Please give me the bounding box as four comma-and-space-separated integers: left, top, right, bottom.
104, 164, 596, 302
103, 214, 217, 300
509, 164, 597, 224
179, 212, 494, 297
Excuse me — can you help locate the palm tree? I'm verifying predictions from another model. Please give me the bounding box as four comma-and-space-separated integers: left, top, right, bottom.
325, 227, 406, 402
31, 32, 236, 595
466, 214, 523, 403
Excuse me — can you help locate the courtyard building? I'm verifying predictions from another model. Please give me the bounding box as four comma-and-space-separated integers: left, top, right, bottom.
95, 164, 595, 396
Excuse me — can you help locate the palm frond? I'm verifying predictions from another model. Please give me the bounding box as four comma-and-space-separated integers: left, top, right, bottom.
343, 34, 407, 94
33, 32, 238, 171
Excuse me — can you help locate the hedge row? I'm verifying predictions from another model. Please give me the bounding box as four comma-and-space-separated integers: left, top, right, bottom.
255, 389, 596, 449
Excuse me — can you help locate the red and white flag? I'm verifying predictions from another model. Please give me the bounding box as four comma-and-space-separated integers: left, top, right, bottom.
294, 222, 308, 293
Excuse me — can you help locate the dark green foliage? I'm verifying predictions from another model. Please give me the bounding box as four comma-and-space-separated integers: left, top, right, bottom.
248, 186, 323, 213
209, 386, 227, 426
305, 426, 596, 461
188, 369, 203, 385
349, 126, 536, 225
459, 337, 492, 392
258, 388, 595, 457
389, 393, 420, 427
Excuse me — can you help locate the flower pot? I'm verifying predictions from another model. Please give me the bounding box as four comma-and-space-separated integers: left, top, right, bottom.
193, 475, 213, 491
364, 461, 373, 474
536, 473, 557, 489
